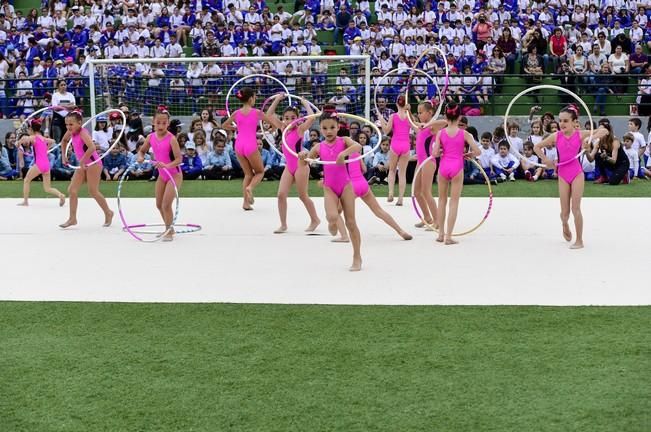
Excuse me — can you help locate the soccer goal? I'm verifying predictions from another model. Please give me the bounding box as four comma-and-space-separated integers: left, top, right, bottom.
87, 55, 371, 120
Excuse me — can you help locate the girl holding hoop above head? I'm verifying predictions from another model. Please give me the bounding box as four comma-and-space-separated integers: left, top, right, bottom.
135, 107, 183, 242
59, 110, 114, 229
533, 105, 609, 249
222, 87, 278, 211
266, 94, 321, 234
299, 105, 363, 272
432, 103, 481, 245
16, 119, 66, 207
376, 94, 412, 206
412, 100, 448, 229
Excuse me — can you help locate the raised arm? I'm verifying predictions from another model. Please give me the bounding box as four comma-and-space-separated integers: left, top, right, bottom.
265, 93, 285, 130
296, 100, 316, 135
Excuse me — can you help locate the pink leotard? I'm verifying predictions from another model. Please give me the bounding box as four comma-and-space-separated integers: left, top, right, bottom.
346, 152, 369, 198
234, 108, 259, 158
33, 135, 50, 173
149, 131, 180, 182
72, 131, 102, 167
416, 127, 435, 166
438, 128, 465, 180
284, 127, 301, 176
390, 113, 411, 156
556, 130, 583, 184
320, 137, 350, 197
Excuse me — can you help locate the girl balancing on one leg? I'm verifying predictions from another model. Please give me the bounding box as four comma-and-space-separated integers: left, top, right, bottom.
17, 119, 65, 207
534, 105, 609, 249
222, 87, 279, 211
377, 95, 411, 206
59, 111, 114, 229
412, 101, 447, 229
136, 107, 183, 242
299, 105, 363, 271
347, 150, 413, 240
432, 103, 481, 245
266, 94, 320, 234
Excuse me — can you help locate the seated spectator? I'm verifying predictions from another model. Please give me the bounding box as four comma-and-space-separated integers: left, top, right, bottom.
203, 139, 233, 180
629, 45, 648, 75
0, 140, 17, 180
367, 138, 390, 185
520, 142, 543, 182
491, 140, 519, 182
102, 145, 127, 181
588, 122, 630, 185
594, 63, 615, 116
523, 46, 544, 103
51, 151, 77, 181
182, 142, 203, 180
127, 152, 153, 181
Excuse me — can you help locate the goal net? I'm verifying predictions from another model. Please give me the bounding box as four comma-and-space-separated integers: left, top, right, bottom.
88, 55, 371, 119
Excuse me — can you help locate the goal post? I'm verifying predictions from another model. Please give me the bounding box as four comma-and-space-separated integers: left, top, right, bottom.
88, 55, 371, 120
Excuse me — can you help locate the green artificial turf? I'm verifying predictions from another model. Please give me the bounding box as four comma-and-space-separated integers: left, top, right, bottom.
1, 178, 650, 198
0, 303, 648, 431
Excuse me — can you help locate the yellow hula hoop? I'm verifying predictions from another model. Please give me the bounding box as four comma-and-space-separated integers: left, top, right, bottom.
410, 156, 493, 237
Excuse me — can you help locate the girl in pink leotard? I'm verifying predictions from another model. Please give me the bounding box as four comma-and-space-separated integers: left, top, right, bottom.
266, 94, 320, 234
377, 95, 412, 206
222, 87, 278, 211
300, 105, 363, 271
347, 151, 412, 240
411, 101, 448, 230
59, 111, 114, 229
16, 119, 65, 207
534, 105, 609, 249
432, 103, 481, 245
136, 108, 183, 242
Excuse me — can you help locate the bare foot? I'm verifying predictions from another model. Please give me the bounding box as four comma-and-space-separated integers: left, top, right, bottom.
274, 225, 288, 234
59, 195, 66, 207
436, 235, 444, 243
331, 236, 350, 243
103, 210, 114, 227
349, 257, 362, 272
562, 223, 572, 242
387, 195, 394, 203
445, 238, 459, 245
245, 187, 254, 205
570, 241, 584, 249
305, 219, 320, 232
328, 222, 338, 236
59, 219, 77, 228
17, 201, 28, 206
399, 231, 413, 240
243, 205, 253, 211
162, 232, 174, 242
415, 221, 425, 228
396, 199, 403, 206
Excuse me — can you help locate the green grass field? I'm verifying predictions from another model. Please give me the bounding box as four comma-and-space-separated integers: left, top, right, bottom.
1, 178, 650, 198
1, 303, 649, 431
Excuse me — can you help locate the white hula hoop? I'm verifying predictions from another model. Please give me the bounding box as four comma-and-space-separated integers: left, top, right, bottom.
16, 106, 63, 154
281, 112, 382, 165
504, 85, 593, 169
63, 108, 127, 170
225, 74, 296, 119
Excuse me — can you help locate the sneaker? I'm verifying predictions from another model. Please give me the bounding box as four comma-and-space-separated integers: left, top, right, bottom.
499, 173, 507, 181
525, 171, 533, 182
508, 173, 515, 181
594, 176, 607, 184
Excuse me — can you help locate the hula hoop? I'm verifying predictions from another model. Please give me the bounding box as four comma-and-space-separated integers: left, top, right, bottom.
504, 85, 593, 169
281, 112, 382, 165
373, 67, 442, 129
117, 164, 180, 243
63, 108, 127, 169
260, 93, 320, 158
16, 106, 63, 154
410, 156, 493, 237
225, 74, 296, 118
405, 45, 450, 125
122, 223, 202, 235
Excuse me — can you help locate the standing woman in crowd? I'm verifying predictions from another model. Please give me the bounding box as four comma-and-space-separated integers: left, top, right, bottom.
534, 106, 609, 249
59, 110, 114, 229
432, 103, 481, 245
222, 87, 278, 210
265, 94, 321, 234
16, 119, 65, 206
377, 95, 411, 206
50, 79, 76, 142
